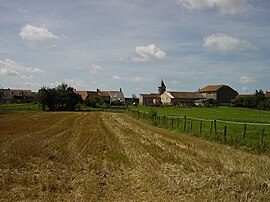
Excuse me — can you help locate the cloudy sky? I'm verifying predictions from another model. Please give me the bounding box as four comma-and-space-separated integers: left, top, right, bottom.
0, 0, 270, 96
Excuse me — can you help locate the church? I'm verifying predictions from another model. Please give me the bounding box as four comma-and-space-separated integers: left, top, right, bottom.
139, 80, 166, 105
139, 80, 238, 106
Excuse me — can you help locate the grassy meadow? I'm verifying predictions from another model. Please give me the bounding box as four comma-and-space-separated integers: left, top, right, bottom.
0, 103, 40, 114
128, 106, 270, 153
131, 105, 270, 123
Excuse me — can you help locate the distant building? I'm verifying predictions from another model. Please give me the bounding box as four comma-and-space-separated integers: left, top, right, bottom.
107, 89, 125, 105
74, 90, 89, 100
139, 93, 160, 105
0, 88, 36, 103
139, 80, 165, 105
197, 84, 238, 105
161, 91, 204, 106
194, 98, 217, 106
75, 88, 125, 105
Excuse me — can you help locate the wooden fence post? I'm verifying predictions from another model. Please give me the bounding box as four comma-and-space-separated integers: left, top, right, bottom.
260, 128, 265, 146
214, 120, 217, 139
162, 115, 164, 127
190, 121, 193, 134
199, 120, 202, 135
177, 117, 180, 128
242, 123, 247, 144
184, 115, 187, 131
210, 121, 213, 139
224, 125, 227, 143
171, 118, 174, 127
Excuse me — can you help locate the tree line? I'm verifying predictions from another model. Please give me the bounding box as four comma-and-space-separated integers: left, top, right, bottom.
233, 90, 270, 110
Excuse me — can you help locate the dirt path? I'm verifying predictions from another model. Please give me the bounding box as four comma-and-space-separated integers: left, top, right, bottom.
0, 112, 270, 201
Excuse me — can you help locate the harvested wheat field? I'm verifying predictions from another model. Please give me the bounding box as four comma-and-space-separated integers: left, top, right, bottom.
0, 111, 270, 201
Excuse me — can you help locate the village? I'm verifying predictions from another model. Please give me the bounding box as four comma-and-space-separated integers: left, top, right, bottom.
1, 80, 270, 107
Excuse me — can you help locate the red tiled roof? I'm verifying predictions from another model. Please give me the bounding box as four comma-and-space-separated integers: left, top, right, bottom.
74, 91, 88, 100
100, 91, 110, 97
87, 91, 97, 98
197, 85, 225, 93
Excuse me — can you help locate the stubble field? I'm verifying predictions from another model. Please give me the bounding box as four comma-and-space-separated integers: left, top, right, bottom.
0, 111, 270, 201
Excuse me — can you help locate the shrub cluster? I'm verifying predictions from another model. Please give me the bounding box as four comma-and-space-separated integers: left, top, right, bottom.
36, 83, 82, 111
233, 90, 270, 110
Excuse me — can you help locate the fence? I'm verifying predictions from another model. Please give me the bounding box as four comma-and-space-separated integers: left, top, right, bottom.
127, 108, 270, 153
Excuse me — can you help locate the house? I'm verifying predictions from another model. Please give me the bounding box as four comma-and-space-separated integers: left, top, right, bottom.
161, 91, 204, 106
107, 89, 125, 105
139, 93, 160, 105
194, 98, 217, 106
139, 80, 166, 105
75, 88, 125, 105
0, 88, 36, 103
197, 84, 238, 105
74, 90, 89, 100
74, 90, 98, 101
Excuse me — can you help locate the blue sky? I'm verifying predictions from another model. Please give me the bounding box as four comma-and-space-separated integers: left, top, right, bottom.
0, 0, 269, 97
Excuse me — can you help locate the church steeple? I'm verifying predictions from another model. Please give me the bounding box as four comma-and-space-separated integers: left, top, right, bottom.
158, 79, 166, 95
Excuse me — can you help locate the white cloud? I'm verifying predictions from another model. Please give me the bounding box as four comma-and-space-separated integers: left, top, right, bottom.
238, 76, 256, 84
25, 81, 41, 88
90, 63, 103, 74
130, 76, 143, 83
48, 79, 87, 89
130, 56, 147, 63
242, 86, 249, 92
170, 80, 179, 86
135, 44, 167, 62
0, 59, 43, 77
20, 25, 58, 41
112, 75, 121, 80
176, 0, 252, 15
203, 33, 257, 52
65, 79, 87, 88
0, 67, 19, 76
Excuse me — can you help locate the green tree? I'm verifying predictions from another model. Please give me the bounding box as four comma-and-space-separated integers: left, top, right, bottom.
36, 83, 81, 111
233, 89, 268, 110
84, 98, 92, 107
93, 96, 104, 108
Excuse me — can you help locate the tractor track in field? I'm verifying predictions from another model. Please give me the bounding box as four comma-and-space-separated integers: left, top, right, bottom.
0, 112, 270, 201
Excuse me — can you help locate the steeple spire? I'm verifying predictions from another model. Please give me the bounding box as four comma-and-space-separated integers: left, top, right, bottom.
158, 79, 166, 95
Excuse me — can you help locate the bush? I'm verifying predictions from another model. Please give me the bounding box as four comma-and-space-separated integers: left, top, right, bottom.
257, 100, 270, 110
36, 83, 82, 111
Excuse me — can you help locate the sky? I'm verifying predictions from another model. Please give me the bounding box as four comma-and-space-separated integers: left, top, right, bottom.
0, 0, 270, 97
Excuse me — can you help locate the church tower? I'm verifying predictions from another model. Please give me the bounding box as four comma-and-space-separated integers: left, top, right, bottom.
158, 79, 166, 95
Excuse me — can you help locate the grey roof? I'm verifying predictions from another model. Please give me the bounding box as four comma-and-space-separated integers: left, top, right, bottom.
109, 91, 125, 102
169, 92, 205, 99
